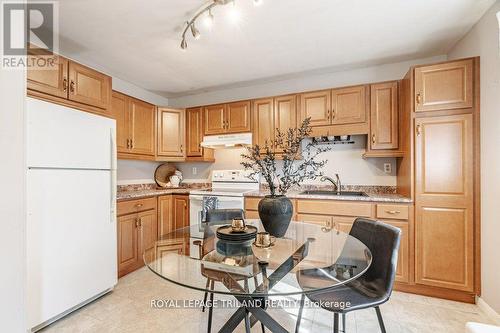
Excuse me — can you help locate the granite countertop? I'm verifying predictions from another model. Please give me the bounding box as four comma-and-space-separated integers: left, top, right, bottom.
117, 183, 210, 201
244, 185, 412, 203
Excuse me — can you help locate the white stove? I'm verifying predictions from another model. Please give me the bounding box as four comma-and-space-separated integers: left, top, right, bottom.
188, 169, 259, 258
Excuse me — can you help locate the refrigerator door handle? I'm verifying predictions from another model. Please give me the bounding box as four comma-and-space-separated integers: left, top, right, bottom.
110, 128, 117, 223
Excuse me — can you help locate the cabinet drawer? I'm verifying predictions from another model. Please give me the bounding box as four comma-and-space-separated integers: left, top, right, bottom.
245, 197, 261, 211
376, 204, 409, 220
118, 197, 156, 216
297, 200, 373, 217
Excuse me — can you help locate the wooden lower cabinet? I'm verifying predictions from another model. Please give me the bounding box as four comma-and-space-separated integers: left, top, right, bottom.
117, 198, 157, 278
117, 214, 141, 276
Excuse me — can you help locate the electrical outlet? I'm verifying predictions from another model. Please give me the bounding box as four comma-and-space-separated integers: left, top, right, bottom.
384, 163, 392, 174
192, 167, 197, 175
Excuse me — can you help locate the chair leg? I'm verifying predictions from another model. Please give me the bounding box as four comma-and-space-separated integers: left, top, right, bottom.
374, 306, 386, 333
261, 322, 265, 333
207, 280, 215, 333
295, 294, 305, 333
202, 278, 210, 312
342, 313, 346, 332
244, 309, 251, 333
333, 313, 339, 333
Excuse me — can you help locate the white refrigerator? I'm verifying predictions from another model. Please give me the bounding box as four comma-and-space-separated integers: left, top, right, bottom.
26, 98, 118, 331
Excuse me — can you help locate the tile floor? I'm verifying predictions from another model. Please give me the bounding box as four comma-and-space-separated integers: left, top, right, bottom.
41, 267, 497, 333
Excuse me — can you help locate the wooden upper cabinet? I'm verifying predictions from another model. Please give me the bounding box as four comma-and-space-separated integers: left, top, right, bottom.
414, 59, 473, 112
414, 114, 474, 292
204, 104, 226, 135
68, 61, 111, 110
157, 108, 185, 158
331, 85, 367, 125
299, 90, 331, 126
274, 95, 297, 133
252, 98, 275, 148
27, 53, 69, 99
111, 91, 155, 158
130, 99, 156, 156
370, 82, 399, 150
111, 92, 131, 154
186, 108, 203, 157
226, 101, 251, 133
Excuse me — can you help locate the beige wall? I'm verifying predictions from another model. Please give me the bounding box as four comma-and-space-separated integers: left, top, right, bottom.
448, 0, 500, 313
0, 67, 27, 330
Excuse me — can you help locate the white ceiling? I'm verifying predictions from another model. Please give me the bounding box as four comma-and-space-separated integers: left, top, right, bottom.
58, 0, 494, 97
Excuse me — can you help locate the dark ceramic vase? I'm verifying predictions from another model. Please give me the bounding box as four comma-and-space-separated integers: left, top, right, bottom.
258, 195, 293, 237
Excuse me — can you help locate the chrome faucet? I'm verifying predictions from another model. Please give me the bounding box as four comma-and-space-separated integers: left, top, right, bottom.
320, 174, 341, 195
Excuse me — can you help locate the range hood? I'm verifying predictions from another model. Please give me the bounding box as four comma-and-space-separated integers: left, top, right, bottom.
200, 133, 252, 149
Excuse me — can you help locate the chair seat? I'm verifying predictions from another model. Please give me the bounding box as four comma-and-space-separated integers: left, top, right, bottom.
306, 280, 389, 313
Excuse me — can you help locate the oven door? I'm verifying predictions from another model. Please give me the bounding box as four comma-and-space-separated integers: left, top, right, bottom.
188, 195, 245, 259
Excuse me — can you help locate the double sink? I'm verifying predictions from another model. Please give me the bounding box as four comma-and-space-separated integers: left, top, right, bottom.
300, 190, 368, 197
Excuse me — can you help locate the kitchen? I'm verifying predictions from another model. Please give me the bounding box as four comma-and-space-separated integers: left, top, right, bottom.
2, 0, 500, 332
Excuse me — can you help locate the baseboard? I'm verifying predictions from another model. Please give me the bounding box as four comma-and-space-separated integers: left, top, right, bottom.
394, 283, 476, 303
476, 297, 500, 325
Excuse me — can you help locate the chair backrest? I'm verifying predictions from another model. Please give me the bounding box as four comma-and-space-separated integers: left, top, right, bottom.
205, 209, 244, 223
349, 218, 401, 299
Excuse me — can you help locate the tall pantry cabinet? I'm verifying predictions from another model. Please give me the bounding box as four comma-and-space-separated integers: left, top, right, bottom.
397, 57, 480, 302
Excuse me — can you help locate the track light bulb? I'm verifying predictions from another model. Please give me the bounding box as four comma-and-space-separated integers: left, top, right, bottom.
190, 23, 201, 40
180, 38, 188, 50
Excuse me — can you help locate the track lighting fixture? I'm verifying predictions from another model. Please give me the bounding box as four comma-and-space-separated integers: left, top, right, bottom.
180, 0, 263, 50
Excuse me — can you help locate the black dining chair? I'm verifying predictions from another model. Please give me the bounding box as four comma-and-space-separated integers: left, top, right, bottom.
295, 218, 401, 333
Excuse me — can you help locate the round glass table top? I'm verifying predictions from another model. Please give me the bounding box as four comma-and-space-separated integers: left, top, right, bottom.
144, 219, 372, 297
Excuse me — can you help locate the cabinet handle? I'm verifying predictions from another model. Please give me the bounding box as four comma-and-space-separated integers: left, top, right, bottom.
126, 139, 130, 149
327, 109, 331, 120
372, 134, 376, 144
135, 203, 143, 208
385, 210, 401, 214
62, 78, 68, 91
135, 218, 140, 228
180, 144, 183, 153
416, 93, 422, 104
331, 109, 336, 120
138, 217, 142, 227
69, 80, 75, 93
416, 124, 422, 136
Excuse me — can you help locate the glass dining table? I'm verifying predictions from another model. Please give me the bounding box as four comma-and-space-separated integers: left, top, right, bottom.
144, 219, 372, 333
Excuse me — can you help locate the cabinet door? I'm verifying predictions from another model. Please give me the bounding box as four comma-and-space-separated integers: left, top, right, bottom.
68, 61, 111, 110
157, 108, 185, 157
252, 98, 275, 148
382, 220, 409, 283
332, 216, 356, 234
415, 114, 474, 291
226, 101, 251, 133
117, 214, 140, 277
186, 108, 203, 157
274, 95, 297, 153
331, 85, 367, 125
138, 210, 157, 255
370, 82, 399, 150
204, 104, 226, 135
173, 195, 189, 230
27, 52, 69, 99
157, 195, 173, 238
414, 59, 473, 112
111, 92, 131, 153
130, 99, 155, 156
299, 90, 331, 126
296, 214, 332, 230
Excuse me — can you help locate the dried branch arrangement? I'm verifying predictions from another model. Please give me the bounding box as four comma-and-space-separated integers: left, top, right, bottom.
241, 118, 331, 197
